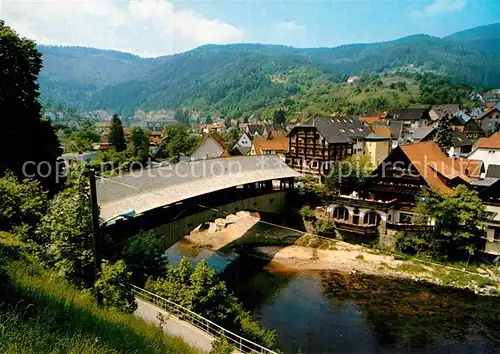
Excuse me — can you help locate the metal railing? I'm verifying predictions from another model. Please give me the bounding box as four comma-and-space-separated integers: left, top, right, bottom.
131, 284, 278, 354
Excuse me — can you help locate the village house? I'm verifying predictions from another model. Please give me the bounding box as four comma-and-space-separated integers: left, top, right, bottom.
420, 128, 474, 157
347, 76, 360, 84
326, 142, 475, 242
476, 103, 500, 134
449, 115, 486, 141
145, 119, 179, 132
370, 121, 403, 149
358, 111, 387, 125
363, 133, 391, 167
428, 104, 459, 122
326, 139, 500, 256
468, 132, 500, 171
250, 136, 289, 159
190, 133, 229, 161
286, 116, 370, 175
95, 121, 112, 133
233, 132, 253, 156
387, 108, 430, 129
199, 122, 226, 134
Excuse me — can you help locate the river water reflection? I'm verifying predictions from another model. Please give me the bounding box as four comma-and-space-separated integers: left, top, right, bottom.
165, 240, 500, 354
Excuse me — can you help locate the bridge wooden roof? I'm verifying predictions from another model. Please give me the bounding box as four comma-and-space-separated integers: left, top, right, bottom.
96, 155, 301, 219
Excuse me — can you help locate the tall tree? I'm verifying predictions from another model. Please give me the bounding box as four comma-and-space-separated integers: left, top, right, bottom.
128, 127, 149, 162
272, 108, 286, 125
435, 115, 453, 154
412, 185, 484, 260
35, 163, 95, 287
0, 21, 61, 189
162, 126, 197, 159
174, 109, 189, 125
109, 114, 126, 152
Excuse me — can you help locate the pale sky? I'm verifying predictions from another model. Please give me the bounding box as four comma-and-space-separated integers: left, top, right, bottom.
1, 0, 499, 57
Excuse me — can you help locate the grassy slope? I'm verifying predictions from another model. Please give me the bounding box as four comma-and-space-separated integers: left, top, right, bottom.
0, 232, 199, 354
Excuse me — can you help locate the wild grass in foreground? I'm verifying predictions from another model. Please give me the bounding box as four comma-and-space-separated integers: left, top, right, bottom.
0, 234, 199, 354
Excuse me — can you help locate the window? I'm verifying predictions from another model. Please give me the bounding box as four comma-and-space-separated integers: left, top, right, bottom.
494, 228, 500, 240
340, 128, 346, 133
399, 212, 413, 224
349, 128, 355, 133
333, 207, 349, 220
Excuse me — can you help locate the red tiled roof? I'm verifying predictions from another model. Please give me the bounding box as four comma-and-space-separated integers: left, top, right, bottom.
370, 125, 392, 138
252, 137, 289, 155
477, 132, 500, 149
399, 141, 470, 194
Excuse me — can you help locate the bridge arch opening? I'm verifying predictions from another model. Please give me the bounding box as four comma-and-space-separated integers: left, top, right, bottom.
333, 206, 349, 221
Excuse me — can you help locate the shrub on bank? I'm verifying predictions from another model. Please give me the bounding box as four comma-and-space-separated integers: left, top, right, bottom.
146, 257, 277, 349
315, 220, 336, 237
299, 205, 316, 221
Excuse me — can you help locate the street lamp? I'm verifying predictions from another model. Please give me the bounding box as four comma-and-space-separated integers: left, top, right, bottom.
99, 209, 136, 226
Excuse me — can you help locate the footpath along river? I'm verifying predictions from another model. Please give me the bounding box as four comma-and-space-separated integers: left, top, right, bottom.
165, 237, 500, 354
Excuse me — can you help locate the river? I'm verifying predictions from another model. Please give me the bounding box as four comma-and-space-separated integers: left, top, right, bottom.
165, 239, 500, 354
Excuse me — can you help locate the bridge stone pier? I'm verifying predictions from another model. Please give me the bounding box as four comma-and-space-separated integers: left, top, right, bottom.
97, 156, 301, 248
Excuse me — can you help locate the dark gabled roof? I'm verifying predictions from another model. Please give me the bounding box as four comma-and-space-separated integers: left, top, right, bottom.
432, 104, 460, 114
388, 108, 429, 121
477, 105, 500, 120
291, 116, 370, 144
384, 120, 404, 140
486, 164, 500, 179
247, 124, 265, 135
449, 115, 466, 126
451, 131, 473, 147
409, 126, 434, 141
462, 118, 485, 134
420, 129, 472, 147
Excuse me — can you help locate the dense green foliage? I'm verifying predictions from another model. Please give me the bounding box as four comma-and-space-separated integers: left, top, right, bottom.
35, 24, 500, 118
34, 165, 95, 287
419, 74, 475, 106
128, 127, 150, 162
299, 205, 316, 221
55, 120, 101, 153
435, 116, 453, 153
109, 114, 126, 152
0, 233, 197, 353
95, 260, 137, 313
123, 231, 168, 286
146, 257, 277, 348
0, 172, 48, 235
162, 126, 198, 159
397, 186, 485, 260
0, 21, 61, 190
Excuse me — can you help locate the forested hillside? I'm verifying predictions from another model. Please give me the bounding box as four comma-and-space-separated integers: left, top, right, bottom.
37, 23, 500, 119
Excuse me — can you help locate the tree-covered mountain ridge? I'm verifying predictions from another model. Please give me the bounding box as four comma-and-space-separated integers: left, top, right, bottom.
37, 23, 500, 118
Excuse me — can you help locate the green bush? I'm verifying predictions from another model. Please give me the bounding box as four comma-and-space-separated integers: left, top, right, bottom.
94, 260, 137, 314
316, 220, 336, 236
146, 257, 277, 349
209, 337, 233, 354
0, 172, 47, 235
299, 205, 316, 221
123, 231, 168, 286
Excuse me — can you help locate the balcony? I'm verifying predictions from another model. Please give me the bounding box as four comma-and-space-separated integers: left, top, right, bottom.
332, 195, 397, 212
386, 222, 435, 232
333, 219, 378, 235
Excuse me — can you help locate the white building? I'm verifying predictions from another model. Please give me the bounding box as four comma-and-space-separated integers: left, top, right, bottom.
468, 132, 500, 171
